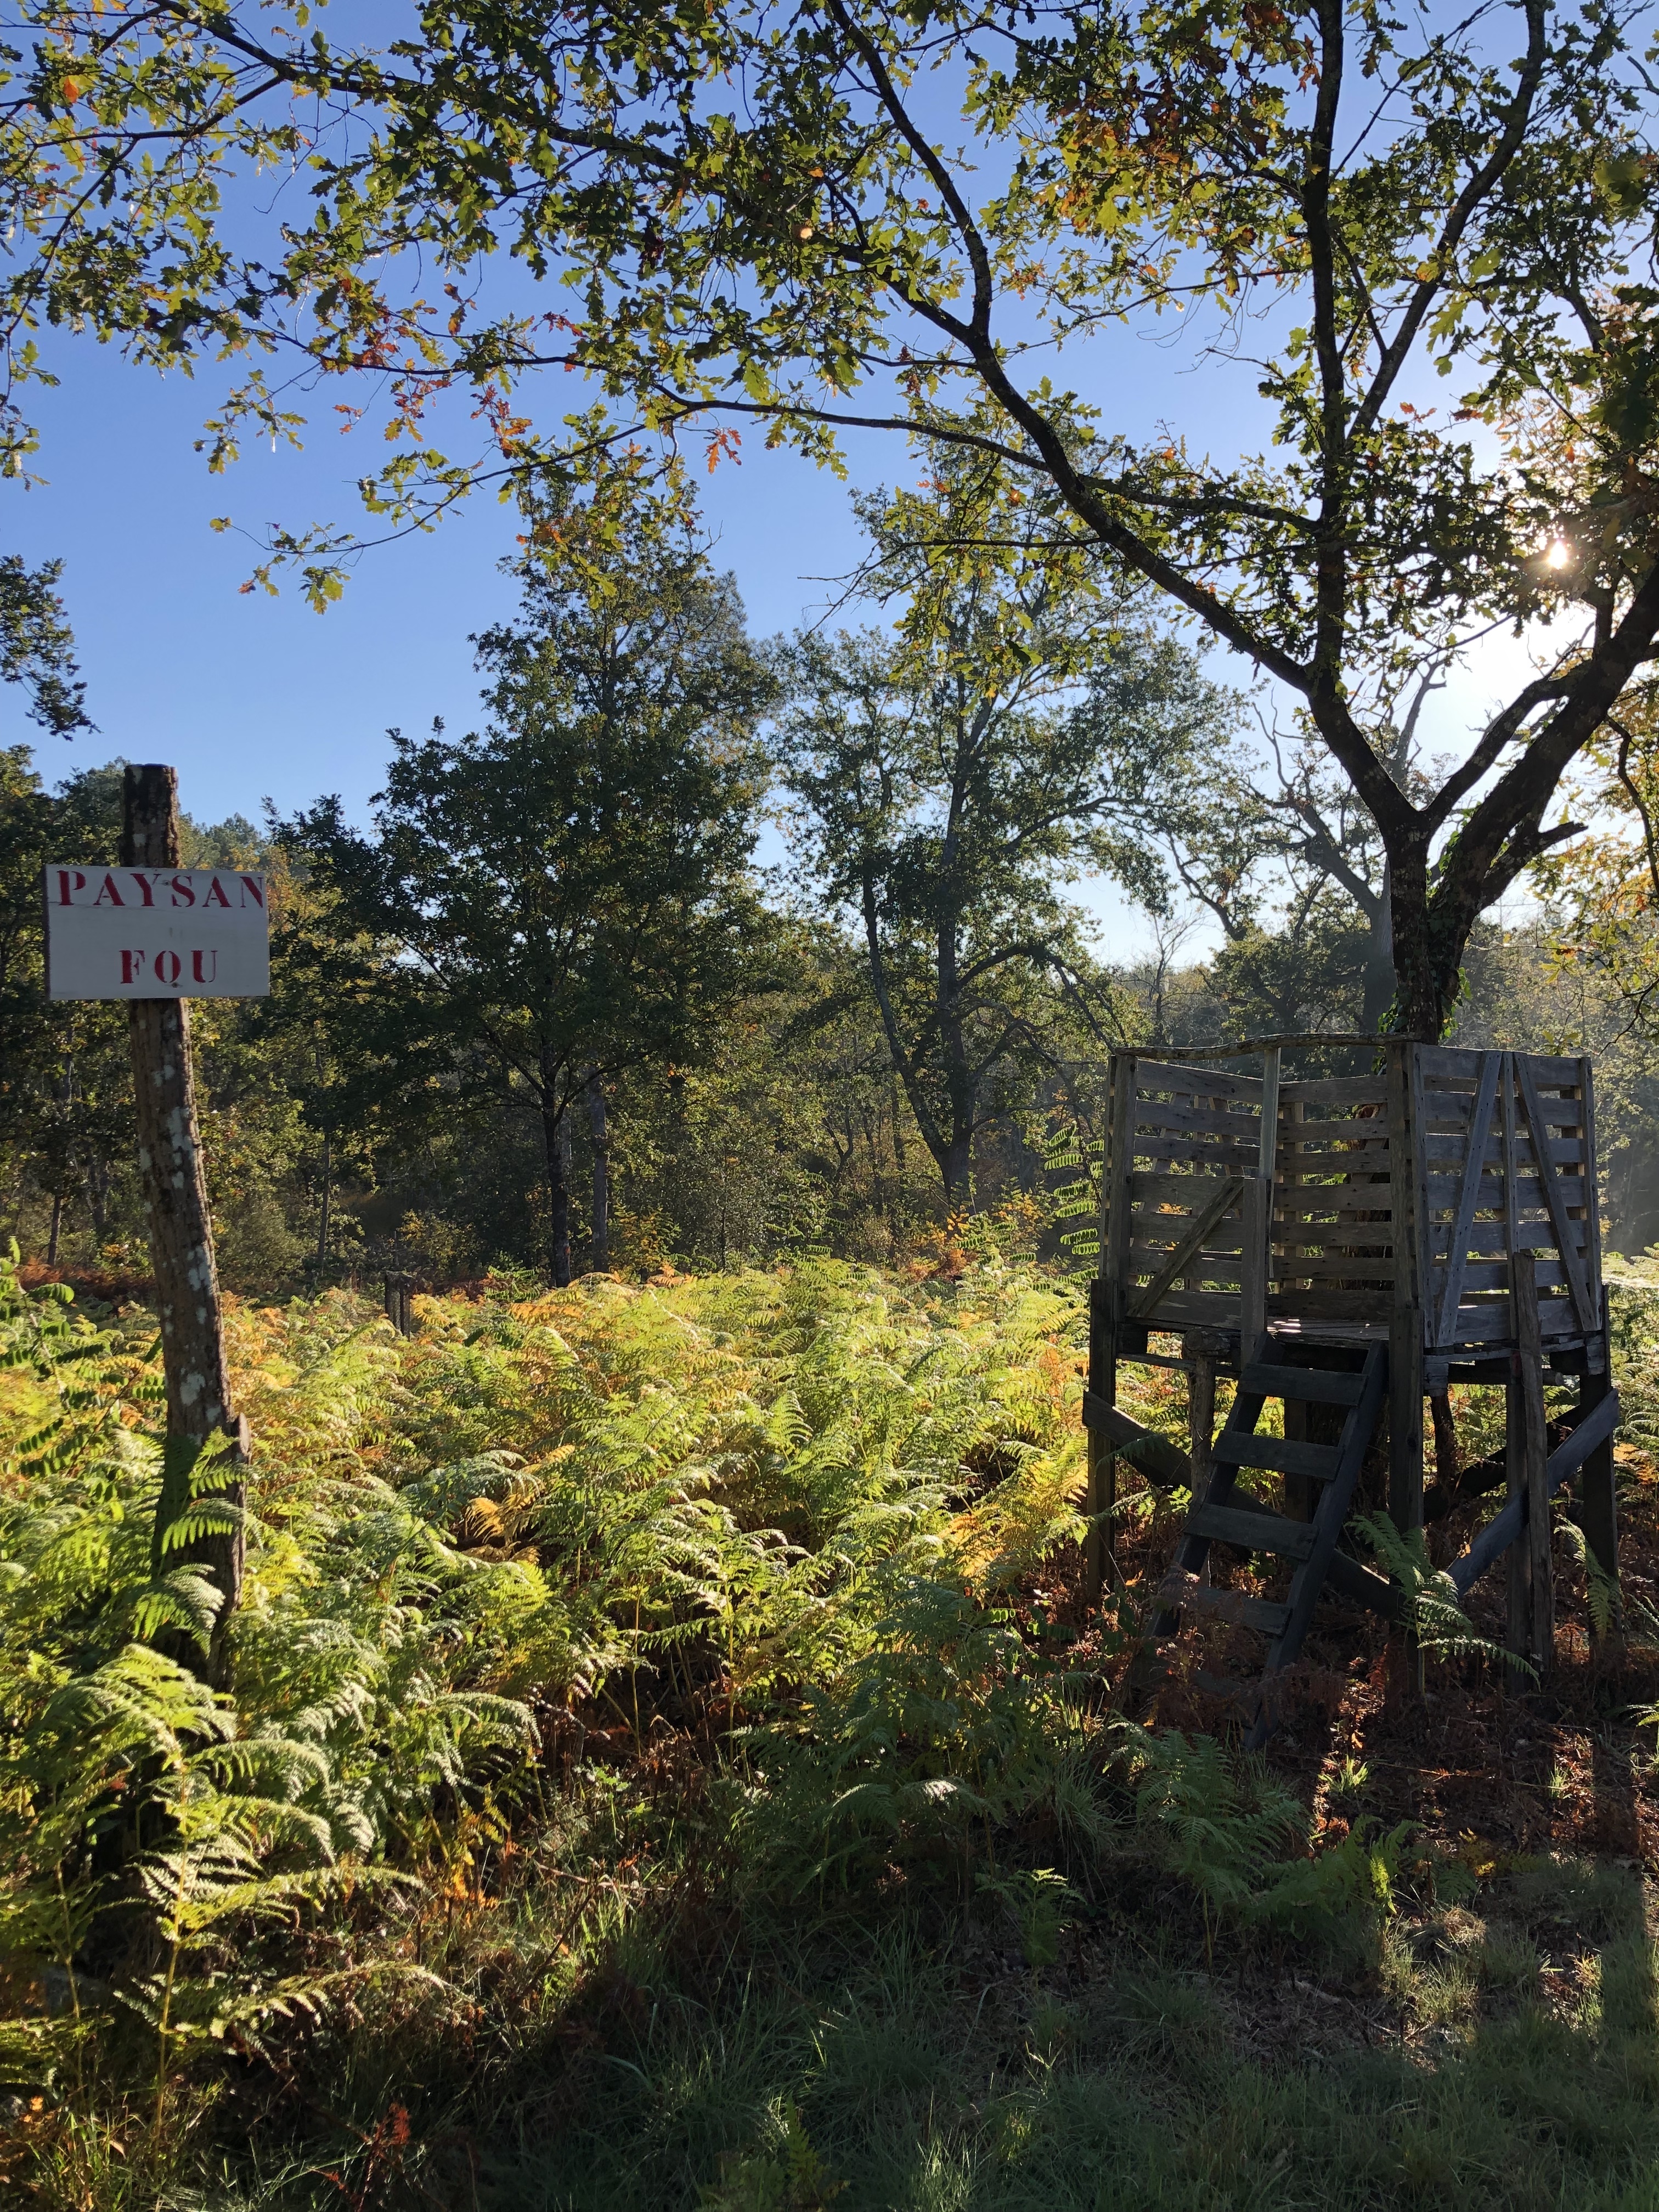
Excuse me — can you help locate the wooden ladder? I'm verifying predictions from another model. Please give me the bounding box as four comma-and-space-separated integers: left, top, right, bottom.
1151, 1344, 1391, 1747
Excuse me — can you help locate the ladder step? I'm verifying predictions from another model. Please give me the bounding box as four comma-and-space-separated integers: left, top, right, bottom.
1169, 1582, 1293, 1637
1240, 1362, 1364, 1408
1187, 1501, 1319, 1560
1211, 1434, 1342, 1481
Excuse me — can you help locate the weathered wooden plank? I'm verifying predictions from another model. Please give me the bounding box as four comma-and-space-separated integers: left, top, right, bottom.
1162, 1580, 1293, 1637
1280, 1076, 1387, 1107
1324, 1550, 1405, 1620
1270, 1251, 1394, 1282
1422, 1130, 1583, 1166
1081, 1390, 1189, 1488
1516, 1052, 1591, 1089
1424, 1219, 1586, 1257
1187, 1500, 1318, 1559
1513, 1054, 1599, 1335
1132, 1059, 1263, 1101
1241, 1362, 1365, 1406
1267, 1288, 1392, 1321
1142, 1290, 1249, 1327
1417, 1044, 1496, 1081
1424, 1172, 1587, 1207
1211, 1431, 1342, 1480
1130, 1170, 1245, 1205
1435, 1257, 1571, 1294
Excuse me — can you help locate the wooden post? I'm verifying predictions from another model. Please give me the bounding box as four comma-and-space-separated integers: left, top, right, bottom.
1386, 1039, 1425, 1697
1511, 1248, 1553, 1679
1086, 1051, 1135, 1602
1189, 1346, 1216, 1581
1572, 1062, 1621, 1655
122, 765, 246, 1671
1502, 1056, 1530, 1664
384, 1271, 415, 1336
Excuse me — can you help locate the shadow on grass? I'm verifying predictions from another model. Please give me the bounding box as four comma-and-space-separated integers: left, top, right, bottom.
469, 1876, 1659, 2212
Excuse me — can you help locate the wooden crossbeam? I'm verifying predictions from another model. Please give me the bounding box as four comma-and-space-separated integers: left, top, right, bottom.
1448, 1388, 1620, 1599
1127, 1174, 1245, 1320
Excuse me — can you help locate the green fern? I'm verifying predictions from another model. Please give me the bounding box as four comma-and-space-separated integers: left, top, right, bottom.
1352, 1512, 1537, 1679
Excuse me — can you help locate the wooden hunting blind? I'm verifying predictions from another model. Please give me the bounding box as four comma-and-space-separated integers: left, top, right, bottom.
1082, 1039, 1622, 1736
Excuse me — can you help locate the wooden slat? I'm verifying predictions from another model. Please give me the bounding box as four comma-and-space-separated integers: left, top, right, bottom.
1436, 1257, 1570, 1295
1267, 1289, 1392, 1321
1130, 1170, 1243, 1205
1270, 1252, 1393, 1283
1280, 1077, 1387, 1107
1132, 1097, 1265, 1140
1417, 1044, 1496, 1081
1211, 1431, 1341, 1481
1142, 1290, 1249, 1327
1424, 1220, 1585, 1258
1132, 1060, 1262, 1101
1424, 1172, 1587, 1207
1273, 1227, 1393, 1247
1519, 1053, 1591, 1088
1165, 1581, 1293, 1637
1433, 1051, 1503, 1347
1513, 1053, 1599, 1334
1323, 1550, 1404, 1620
1421, 1130, 1583, 1166
1187, 1500, 1318, 1559
1240, 1362, 1365, 1407
1080, 1391, 1189, 1488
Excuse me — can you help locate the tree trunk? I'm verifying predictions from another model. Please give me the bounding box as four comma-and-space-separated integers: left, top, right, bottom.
1361, 859, 1396, 1032
941, 1127, 974, 1212
543, 1094, 572, 1287
586, 1071, 610, 1272
122, 765, 246, 1675
315, 1133, 332, 1269
47, 1189, 63, 1265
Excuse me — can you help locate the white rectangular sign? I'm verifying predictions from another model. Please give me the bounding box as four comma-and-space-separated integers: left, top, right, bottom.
43, 865, 270, 1000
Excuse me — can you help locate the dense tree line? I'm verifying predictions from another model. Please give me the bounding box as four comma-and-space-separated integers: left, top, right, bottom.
8, 447, 1659, 1290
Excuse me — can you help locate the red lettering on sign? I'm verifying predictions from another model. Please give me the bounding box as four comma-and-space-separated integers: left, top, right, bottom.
204, 875, 232, 909
190, 949, 218, 985
154, 950, 182, 986
121, 950, 146, 984
128, 870, 160, 907
54, 870, 86, 905
169, 874, 195, 907
238, 874, 264, 908
92, 873, 125, 907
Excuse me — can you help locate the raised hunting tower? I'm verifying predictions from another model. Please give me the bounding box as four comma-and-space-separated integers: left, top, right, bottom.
1082, 1040, 1621, 1737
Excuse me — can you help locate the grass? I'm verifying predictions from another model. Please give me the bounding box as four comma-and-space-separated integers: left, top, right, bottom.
1, 1252, 1657, 2208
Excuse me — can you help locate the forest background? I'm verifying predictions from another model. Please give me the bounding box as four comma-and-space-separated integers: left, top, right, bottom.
4, 422, 1659, 1301
4, 439, 1658, 1305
